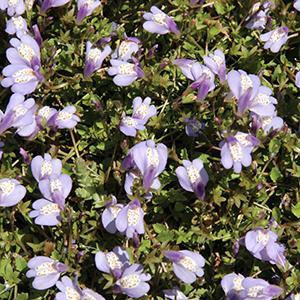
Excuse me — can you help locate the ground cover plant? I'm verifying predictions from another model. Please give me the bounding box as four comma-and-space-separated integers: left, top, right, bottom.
0, 0, 299, 299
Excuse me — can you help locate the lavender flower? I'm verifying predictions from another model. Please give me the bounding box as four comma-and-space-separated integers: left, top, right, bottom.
175, 158, 209, 199
252, 112, 283, 134
38, 106, 57, 126
295, 71, 300, 88
221, 273, 245, 298
31, 154, 62, 182
245, 227, 286, 266
26, 256, 68, 290
286, 293, 300, 300
115, 264, 151, 298
295, 0, 300, 11
112, 37, 140, 61
40, 0, 71, 12
55, 276, 82, 300
29, 198, 62, 226
163, 287, 188, 300
184, 118, 204, 137
38, 174, 72, 208
245, 2, 270, 30
5, 16, 28, 37
132, 97, 157, 124
119, 115, 145, 137
82, 289, 105, 300
173, 58, 197, 80
49, 106, 80, 129
143, 6, 180, 35
76, 0, 101, 23
95, 246, 130, 279
115, 199, 144, 238
101, 196, 124, 234
260, 26, 289, 53
203, 49, 226, 83
0, 178, 26, 207
227, 70, 260, 115
220, 132, 259, 173
0, 0, 25, 16
164, 250, 205, 284
108, 59, 144, 87
84, 42, 111, 77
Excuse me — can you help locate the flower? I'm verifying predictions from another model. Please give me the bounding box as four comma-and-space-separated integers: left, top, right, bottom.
29, 198, 62, 226
0, 178, 26, 207
101, 196, 124, 234
244, 227, 286, 266
82, 288, 105, 300
286, 293, 300, 300
164, 250, 205, 284
132, 97, 157, 124
95, 246, 130, 279
31, 153, 62, 182
295, 71, 300, 88
38, 106, 57, 126
108, 58, 144, 86
38, 174, 72, 209
119, 115, 145, 137
76, 0, 101, 23
221, 273, 245, 298
49, 106, 80, 129
220, 132, 259, 173
5, 16, 28, 38
115, 199, 145, 238
251, 112, 283, 134
227, 70, 260, 115
0, 141, 4, 160
175, 158, 209, 199
115, 264, 151, 298
40, 0, 71, 12
203, 49, 226, 83
173, 58, 197, 80
163, 287, 188, 300
260, 26, 289, 53
295, 0, 300, 11
55, 276, 82, 300
245, 2, 271, 30
84, 42, 111, 77
0, 0, 25, 17
184, 118, 204, 137
143, 6, 179, 35
112, 37, 140, 61
26, 256, 68, 290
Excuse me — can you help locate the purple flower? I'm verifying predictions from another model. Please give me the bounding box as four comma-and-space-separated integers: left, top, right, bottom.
0, 0, 25, 16
101, 196, 124, 234
184, 118, 204, 137
245, 227, 286, 266
173, 58, 197, 80
163, 287, 188, 300
38, 174, 72, 209
5, 16, 28, 37
164, 250, 205, 284
252, 112, 283, 134
31, 153, 62, 182
220, 132, 259, 173
40, 0, 71, 12
6, 35, 41, 70
76, 0, 101, 23
95, 246, 130, 279
119, 115, 145, 137
0, 178, 26, 207
82, 289, 105, 300
295, 0, 300, 11
84, 42, 111, 77
115, 199, 144, 238
26, 256, 68, 290
49, 106, 80, 129
295, 71, 300, 88
176, 158, 209, 199
29, 198, 62, 226
0, 141, 4, 160
143, 6, 180, 35
286, 294, 300, 300
115, 264, 151, 298
108, 59, 144, 87
227, 70, 261, 115
221, 272, 245, 298
112, 37, 140, 61
245, 2, 270, 30
38, 106, 57, 126
260, 27, 289, 53
55, 276, 82, 300
203, 49, 226, 83
132, 97, 157, 124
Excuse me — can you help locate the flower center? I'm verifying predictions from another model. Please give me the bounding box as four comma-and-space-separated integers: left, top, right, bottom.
40, 203, 60, 215
120, 274, 140, 289
270, 29, 286, 42
106, 252, 122, 270
50, 179, 63, 193
153, 13, 167, 25
8, 0, 18, 6
252, 93, 270, 106
13, 105, 27, 119
119, 63, 136, 75
12, 17, 24, 29
261, 116, 272, 127
186, 165, 200, 184
229, 142, 243, 161
134, 104, 148, 119
0, 180, 15, 195
41, 161, 53, 176
123, 117, 137, 127
13, 69, 35, 83
88, 48, 102, 61
240, 74, 253, 93
110, 205, 121, 218
233, 276, 244, 291
57, 111, 72, 122
127, 208, 140, 226
66, 287, 81, 300
119, 42, 130, 57
235, 133, 251, 148
212, 55, 223, 67
39, 106, 51, 119
256, 230, 269, 246
146, 147, 159, 167
202, 68, 213, 80
247, 286, 264, 298
36, 262, 56, 276
179, 256, 197, 272
18, 44, 35, 62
